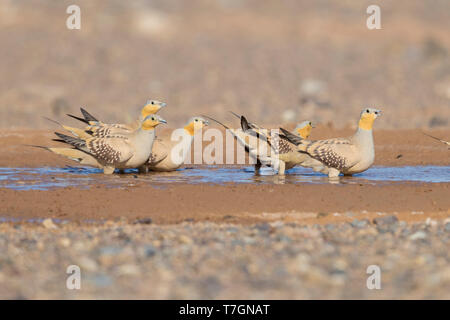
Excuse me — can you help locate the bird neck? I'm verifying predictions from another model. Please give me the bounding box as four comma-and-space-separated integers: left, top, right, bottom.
353, 126, 373, 146
174, 129, 195, 165
179, 127, 195, 144
135, 126, 155, 141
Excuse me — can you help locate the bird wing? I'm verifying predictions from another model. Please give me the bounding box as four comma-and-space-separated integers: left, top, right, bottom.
80, 107, 99, 123
88, 124, 133, 138
279, 127, 304, 145
269, 131, 297, 155
85, 137, 134, 165
300, 138, 361, 171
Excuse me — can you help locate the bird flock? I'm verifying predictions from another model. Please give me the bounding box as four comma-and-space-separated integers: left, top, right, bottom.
36, 101, 388, 178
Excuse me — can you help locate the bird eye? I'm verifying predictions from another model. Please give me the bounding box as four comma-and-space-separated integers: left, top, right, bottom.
366, 109, 370, 113
195, 119, 198, 122
151, 101, 155, 105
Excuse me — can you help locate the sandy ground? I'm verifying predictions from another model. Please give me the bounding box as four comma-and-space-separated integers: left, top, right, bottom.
0, 219, 449, 299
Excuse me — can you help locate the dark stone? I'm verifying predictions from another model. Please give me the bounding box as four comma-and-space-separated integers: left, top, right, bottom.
133, 218, 152, 225
373, 215, 398, 226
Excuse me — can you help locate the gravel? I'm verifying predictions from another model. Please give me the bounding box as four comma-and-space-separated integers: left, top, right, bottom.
0, 220, 449, 299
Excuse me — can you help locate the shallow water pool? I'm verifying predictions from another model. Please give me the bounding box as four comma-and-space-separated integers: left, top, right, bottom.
0, 165, 448, 190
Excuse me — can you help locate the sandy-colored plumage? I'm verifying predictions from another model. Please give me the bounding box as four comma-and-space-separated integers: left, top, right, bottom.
205, 114, 301, 175
62, 100, 166, 139
49, 114, 167, 174
275, 121, 317, 170
282, 108, 381, 177
143, 116, 209, 172
227, 113, 319, 173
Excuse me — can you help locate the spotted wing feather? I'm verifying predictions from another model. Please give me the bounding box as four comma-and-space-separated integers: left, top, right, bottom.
301, 138, 359, 171
86, 137, 133, 165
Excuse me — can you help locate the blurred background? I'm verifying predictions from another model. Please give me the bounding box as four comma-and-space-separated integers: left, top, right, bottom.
0, 0, 449, 129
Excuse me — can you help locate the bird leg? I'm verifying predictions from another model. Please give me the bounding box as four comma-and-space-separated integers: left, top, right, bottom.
103, 166, 115, 175
277, 160, 286, 176
138, 165, 149, 174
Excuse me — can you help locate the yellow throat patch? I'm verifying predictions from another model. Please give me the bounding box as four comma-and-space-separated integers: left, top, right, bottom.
141, 104, 161, 119
184, 122, 195, 136
358, 113, 376, 130
297, 125, 312, 139
142, 119, 157, 130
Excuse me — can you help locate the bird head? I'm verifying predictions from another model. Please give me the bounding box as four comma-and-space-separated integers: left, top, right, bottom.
141, 114, 167, 130
184, 116, 209, 136
359, 108, 381, 130
141, 100, 167, 118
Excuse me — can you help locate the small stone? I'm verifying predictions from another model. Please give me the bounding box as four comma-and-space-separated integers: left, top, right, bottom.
133, 218, 152, 225
178, 235, 193, 245
444, 223, 450, 233
317, 212, 329, 218
88, 274, 113, 287
373, 215, 398, 226
115, 264, 140, 276
59, 237, 71, 247
373, 215, 399, 233
409, 231, 427, 241
143, 245, 156, 257
42, 218, 57, 229
254, 223, 271, 232
78, 256, 98, 272
350, 219, 370, 228
99, 246, 122, 256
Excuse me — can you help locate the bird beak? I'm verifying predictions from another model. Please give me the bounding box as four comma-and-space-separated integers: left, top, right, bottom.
204, 120, 209, 126
160, 102, 167, 108
311, 123, 316, 128
159, 118, 167, 124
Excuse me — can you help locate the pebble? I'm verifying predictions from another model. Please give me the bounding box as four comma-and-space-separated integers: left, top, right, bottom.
373, 215, 398, 225
253, 223, 271, 232
350, 219, 370, 228
115, 264, 140, 276
0, 218, 448, 299
373, 215, 398, 233
409, 231, 427, 241
78, 256, 99, 272
444, 223, 450, 233
42, 218, 57, 229
133, 218, 152, 225
58, 237, 71, 247
178, 235, 193, 245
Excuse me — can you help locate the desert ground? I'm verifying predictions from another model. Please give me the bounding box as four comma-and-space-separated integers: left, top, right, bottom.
0, 0, 449, 299
0, 127, 449, 299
